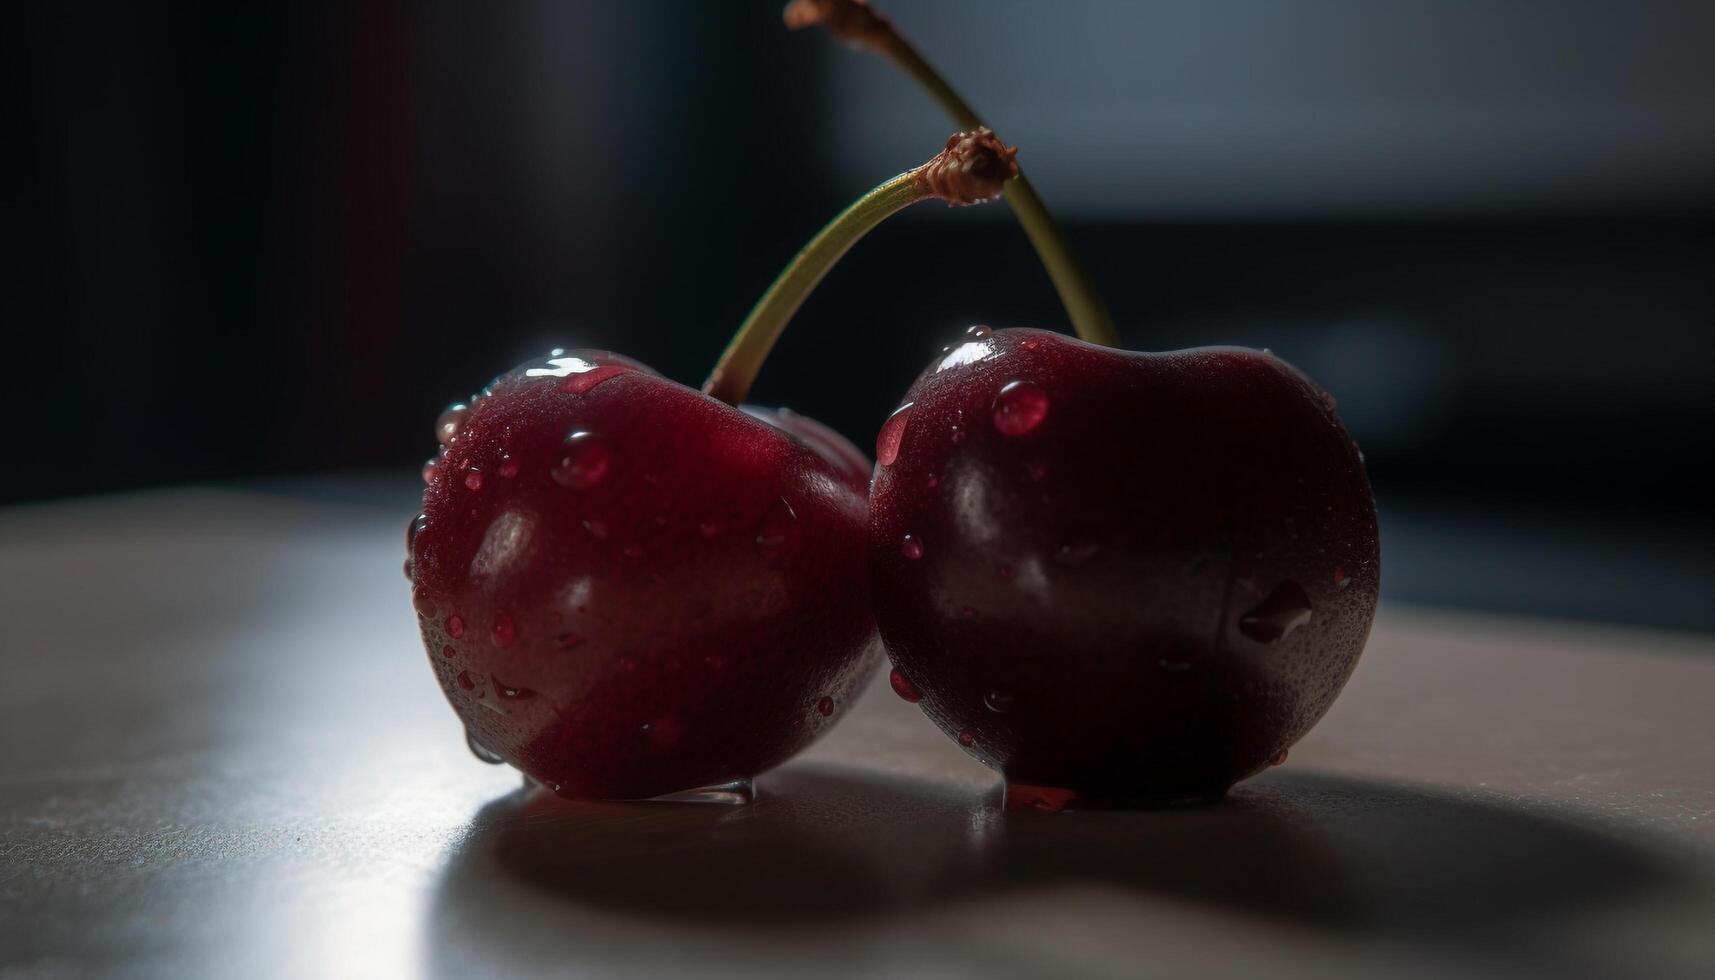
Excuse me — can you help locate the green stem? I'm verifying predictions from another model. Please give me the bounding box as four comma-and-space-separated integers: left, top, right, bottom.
829, 15, 1120, 348
703, 172, 928, 405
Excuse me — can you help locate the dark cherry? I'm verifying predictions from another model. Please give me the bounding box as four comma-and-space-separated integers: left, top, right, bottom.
410, 349, 879, 800
867, 328, 1379, 803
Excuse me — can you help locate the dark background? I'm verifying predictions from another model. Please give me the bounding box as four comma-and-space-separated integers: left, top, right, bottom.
8, 1, 1713, 628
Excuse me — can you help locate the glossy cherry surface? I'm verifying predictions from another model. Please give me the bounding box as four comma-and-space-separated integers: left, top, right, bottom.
409, 349, 879, 799
868, 328, 1379, 803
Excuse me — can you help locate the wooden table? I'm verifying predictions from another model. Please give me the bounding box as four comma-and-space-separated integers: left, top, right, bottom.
3, 487, 1712, 979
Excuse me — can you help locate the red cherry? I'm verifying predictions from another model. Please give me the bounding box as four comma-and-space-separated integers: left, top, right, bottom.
411, 349, 879, 800
867, 329, 1379, 801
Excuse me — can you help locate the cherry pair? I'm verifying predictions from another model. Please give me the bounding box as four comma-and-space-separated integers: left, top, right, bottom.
407, 1, 1378, 808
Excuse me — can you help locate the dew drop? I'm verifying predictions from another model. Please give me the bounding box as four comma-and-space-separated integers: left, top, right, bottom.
435, 404, 470, 445
1238, 581, 1313, 643
1333, 565, 1351, 589
559, 363, 632, 395
412, 589, 436, 617
421, 458, 438, 484
551, 432, 614, 490
406, 513, 427, 550
817, 696, 834, 717
900, 534, 924, 560
445, 615, 466, 639
993, 380, 1050, 436
755, 497, 797, 549
957, 730, 975, 747
889, 668, 921, 703
466, 731, 505, 764
493, 675, 536, 700
925, 474, 939, 490
456, 670, 475, 690
1319, 390, 1338, 412
1020, 338, 1041, 352
402, 558, 414, 580
440, 644, 455, 658
876, 403, 912, 467
965, 324, 993, 339
491, 613, 517, 648
983, 689, 1015, 713
462, 464, 483, 492
498, 454, 519, 479
1271, 749, 1289, 766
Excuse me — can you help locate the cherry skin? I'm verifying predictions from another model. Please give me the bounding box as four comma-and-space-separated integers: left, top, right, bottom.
868, 328, 1379, 803
409, 349, 879, 800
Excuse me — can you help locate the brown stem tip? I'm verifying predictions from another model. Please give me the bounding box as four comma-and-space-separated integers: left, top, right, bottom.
915, 128, 1020, 207
783, 0, 893, 54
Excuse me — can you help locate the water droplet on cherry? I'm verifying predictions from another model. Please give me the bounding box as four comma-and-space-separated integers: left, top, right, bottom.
498, 454, 519, 479
1238, 582, 1313, 643
445, 615, 466, 639
957, 730, 975, 747
435, 404, 469, 445
817, 696, 834, 717
900, 534, 924, 560
493, 675, 536, 700
1271, 749, 1289, 766
456, 670, 475, 690
993, 381, 1049, 436
440, 644, 455, 658
889, 668, 921, 703
876, 403, 912, 467
1333, 565, 1351, 589
559, 363, 631, 395
421, 458, 438, 484
983, 689, 1015, 713
1319, 390, 1338, 411
462, 465, 484, 492
925, 474, 939, 489
466, 731, 504, 764
403, 558, 414, 580
965, 324, 993, 339
491, 613, 516, 648
412, 589, 436, 617
551, 432, 613, 490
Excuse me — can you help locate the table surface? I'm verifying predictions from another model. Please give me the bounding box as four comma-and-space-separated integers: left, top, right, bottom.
2, 486, 1712, 980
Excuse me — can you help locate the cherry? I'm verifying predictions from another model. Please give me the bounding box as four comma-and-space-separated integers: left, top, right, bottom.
795, 2, 1379, 801
409, 130, 1018, 800
868, 329, 1378, 802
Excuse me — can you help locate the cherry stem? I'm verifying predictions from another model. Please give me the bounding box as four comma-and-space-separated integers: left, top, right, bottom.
704, 130, 1018, 406
785, 0, 1121, 349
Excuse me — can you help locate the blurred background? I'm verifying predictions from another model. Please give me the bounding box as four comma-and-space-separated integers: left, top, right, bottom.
8, 0, 1713, 630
